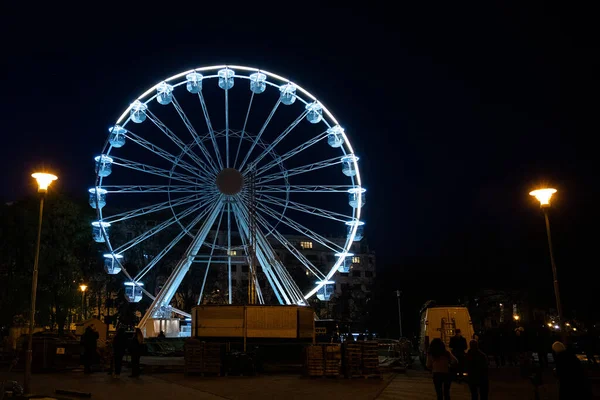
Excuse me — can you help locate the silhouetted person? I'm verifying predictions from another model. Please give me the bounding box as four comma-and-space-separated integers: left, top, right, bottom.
129, 328, 144, 377
158, 330, 166, 339
582, 329, 598, 366
81, 325, 99, 374
449, 329, 467, 380
466, 340, 489, 400
427, 338, 458, 400
112, 328, 128, 378
534, 325, 550, 369
552, 341, 592, 399
513, 328, 530, 377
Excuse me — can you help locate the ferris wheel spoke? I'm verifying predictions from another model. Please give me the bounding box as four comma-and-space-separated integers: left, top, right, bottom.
233, 92, 255, 169
134, 202, 210, 282
197, 91, 224, 170
198, 203, 226, 305
258, 194, 352, 223
237, 99, 281, 171
145, 110, 216, 178
243, 109, 308, 175
232, 202, 286, 304
249, 206, 326, 280
254, 156, 343, 185
231, 207, 263, 304
110, 156, 206, 186
139, 197, 224, 328
101, 185, 204, 194
227, 201, 233, 304
103, 193, 208, 224
254, 202, 345, 253
236, 201, 305, 305
256, 185, 353, 193
114, 194, 217, 254
171, 96, 221, 174
253, 130, 328, 177
225, 86, 230, 168
125, 128, 211, 180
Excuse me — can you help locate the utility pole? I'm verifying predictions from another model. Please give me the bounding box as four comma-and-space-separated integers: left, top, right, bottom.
248, 169, 257, 305
396, 290, 403, 339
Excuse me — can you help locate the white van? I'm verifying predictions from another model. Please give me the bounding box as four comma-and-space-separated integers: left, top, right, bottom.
419, 306, 474, 365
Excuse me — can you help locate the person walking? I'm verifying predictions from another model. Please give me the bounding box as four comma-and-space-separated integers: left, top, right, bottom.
112, 328, 128, 378
427, 338, 458, 400
466, 340, 489, 400
449, 329, 468, 381
81, 325, 99, 374
552, 341, 592, 399
129, 328, 144, 377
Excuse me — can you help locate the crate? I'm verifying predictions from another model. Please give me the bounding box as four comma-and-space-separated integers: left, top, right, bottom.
305, 345, 325, 377
184, 340, 223, 375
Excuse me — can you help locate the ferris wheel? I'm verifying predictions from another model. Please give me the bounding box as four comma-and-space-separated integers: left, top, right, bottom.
89, 65, 365, 328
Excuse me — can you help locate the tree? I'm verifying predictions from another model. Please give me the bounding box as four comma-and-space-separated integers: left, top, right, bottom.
0, 193, 100, 333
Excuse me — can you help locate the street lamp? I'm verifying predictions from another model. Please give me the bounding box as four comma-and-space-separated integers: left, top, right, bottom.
24, 172, 57, 394
529, 188, 564, 335
395, 290, 403, 339
79, 284, 88, 321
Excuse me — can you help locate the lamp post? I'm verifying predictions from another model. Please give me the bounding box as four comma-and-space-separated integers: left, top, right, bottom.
529, 188, 564, 335
24, 172, 57, 394
79, 284, 88, 321
395, 290, 403, 339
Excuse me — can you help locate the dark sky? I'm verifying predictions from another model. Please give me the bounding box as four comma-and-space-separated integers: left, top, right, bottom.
2, 2, 598, 320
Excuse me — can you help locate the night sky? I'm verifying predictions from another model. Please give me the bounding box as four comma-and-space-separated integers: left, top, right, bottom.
2, 3, 598, 325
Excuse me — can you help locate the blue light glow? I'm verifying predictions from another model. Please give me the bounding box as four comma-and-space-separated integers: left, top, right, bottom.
250, 72, 267, 94
108, 125, 126, 148
279, 83, 296, 105
88, 187, 107, 209
185, 72, 203, 94
130, 100, 147, 123
218, 68, 235, 90
103, 253, 123, 275
305, 102, 323, 124
94, 155, 113, 177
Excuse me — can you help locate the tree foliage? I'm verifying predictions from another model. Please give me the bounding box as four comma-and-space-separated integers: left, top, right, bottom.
0, 194, 101, 332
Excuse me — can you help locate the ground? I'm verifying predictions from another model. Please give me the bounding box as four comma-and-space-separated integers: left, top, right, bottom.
3, 367, 590, 400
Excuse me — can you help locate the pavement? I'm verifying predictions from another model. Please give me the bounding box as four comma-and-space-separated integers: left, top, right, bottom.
2, 366, 598, 400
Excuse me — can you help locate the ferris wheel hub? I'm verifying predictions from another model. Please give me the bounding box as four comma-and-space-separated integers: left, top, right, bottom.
216, 168, 244, 195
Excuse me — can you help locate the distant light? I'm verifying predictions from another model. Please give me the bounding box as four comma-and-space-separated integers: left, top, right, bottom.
573, 327, 577, 332
554, 325, 560, 330
32, 172, 58, 193
547, 323, 552, 327
513, 315, 520, 321
565, 322, 571, 327
79, 284, 88, 292
529, 188, 557, 207
499, 303, 503, 307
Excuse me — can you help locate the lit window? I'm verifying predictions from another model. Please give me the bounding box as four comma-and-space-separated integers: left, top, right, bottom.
228, 250, 237, 256
300, 241, 313, 249
352, 256, 361, 263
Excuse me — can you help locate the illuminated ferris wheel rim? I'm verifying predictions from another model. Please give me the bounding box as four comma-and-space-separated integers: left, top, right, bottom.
94, 64, 364, 309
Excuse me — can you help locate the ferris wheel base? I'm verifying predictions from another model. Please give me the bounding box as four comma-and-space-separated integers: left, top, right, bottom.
143, 317, 182, 338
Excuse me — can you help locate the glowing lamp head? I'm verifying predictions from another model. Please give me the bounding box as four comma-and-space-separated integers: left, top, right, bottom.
79, 284, 88, 292
513, 315, 520, 321
32, 172, 58, 193
529, 188, 557, 207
